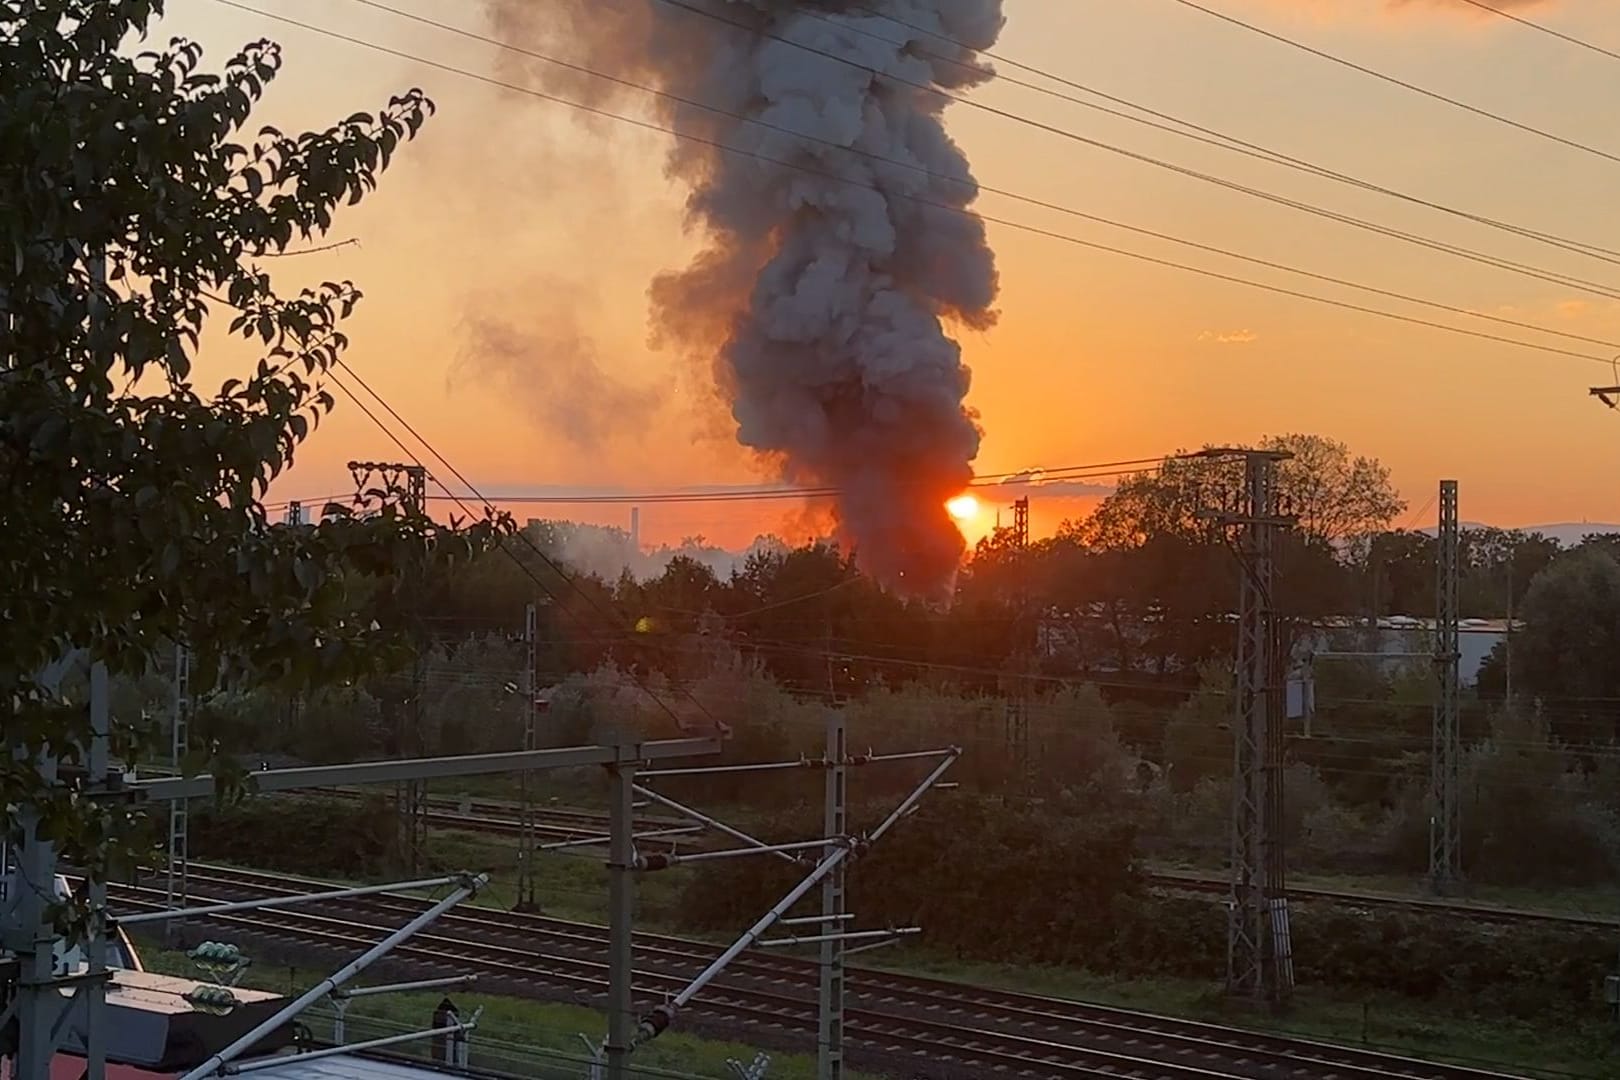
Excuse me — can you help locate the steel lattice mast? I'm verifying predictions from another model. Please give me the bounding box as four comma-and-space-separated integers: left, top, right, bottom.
1430, 480, 1463, 894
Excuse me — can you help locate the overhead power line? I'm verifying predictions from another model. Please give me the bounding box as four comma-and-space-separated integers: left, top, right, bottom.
214, 0, 1620, 365
276, 459, 1165, 512
423, 467, 1149, 507
345, 0, 1620, 342
839, 1, 1620, 266
311, 358, 722, 733
1167, 0, 1620, 167
1452, 0, 1620, 64
647, 0, 1620, 303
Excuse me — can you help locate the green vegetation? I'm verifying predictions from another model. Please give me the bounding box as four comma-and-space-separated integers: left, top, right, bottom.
3, 0, 505, 905
131, 943, 877, 1080
190, 796, 1615, 1076
860, 951, 1616, 1079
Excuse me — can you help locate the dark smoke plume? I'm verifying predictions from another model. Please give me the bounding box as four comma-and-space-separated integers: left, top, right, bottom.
491, 0, 1004, 595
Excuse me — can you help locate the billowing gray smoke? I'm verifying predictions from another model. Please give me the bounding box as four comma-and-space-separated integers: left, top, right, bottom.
491, 0, 1003, 595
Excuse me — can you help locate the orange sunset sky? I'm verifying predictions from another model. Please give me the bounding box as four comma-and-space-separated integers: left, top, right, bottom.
157, 0, 1620, 551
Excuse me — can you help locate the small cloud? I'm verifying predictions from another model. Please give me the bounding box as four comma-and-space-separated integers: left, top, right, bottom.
1198, 329, 1259, 346
1557, 300, 1589, 319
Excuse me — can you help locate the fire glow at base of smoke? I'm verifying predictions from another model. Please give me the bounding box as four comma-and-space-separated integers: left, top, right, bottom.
490, 0, 1006, 598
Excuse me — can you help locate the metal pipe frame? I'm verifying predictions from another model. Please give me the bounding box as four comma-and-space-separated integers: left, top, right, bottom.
640, 837, 839, 868
225, 1016, 482, 1075
605, 761, 636, 1080
639, 746, 953, 779
866, 750, 961, 845
634, 749, 959, 1042
779, 913, 854, 927
538, 825, 702, 852
849, 749, 957, 765
133, 738, 720, 802
820, 710, 848, 1080
176, 873, 487, 1080
844, 936, 907, 958
633, 784, 804, 866
333, 974, 476, 1000
637, 760, 808, 778
118, 875, 465, 927
758, 927, 918, 948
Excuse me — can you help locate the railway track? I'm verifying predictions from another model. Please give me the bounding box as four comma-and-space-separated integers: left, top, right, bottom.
1143, 868, 1620, 932
314, 789, 1620, 933
109, 863, 1530, 1080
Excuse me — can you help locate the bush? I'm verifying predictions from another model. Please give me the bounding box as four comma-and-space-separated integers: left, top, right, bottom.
189, 795, 398, 876
675, 794, 1145, 965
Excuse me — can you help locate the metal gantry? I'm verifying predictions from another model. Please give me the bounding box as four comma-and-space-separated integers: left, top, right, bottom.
516, 602, 541, 912
1430, 479, 1463, 895
818, 711, 848, 1080
604, 748, 639, 1080
1006, 496, 1033, 787
1205, 449, 1295, 1006
167, 644, 192, 924
4, 735, 720, 1080
628, 738, 955, 1078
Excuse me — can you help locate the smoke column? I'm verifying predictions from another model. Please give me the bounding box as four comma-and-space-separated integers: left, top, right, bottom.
491, 0, 1004, 595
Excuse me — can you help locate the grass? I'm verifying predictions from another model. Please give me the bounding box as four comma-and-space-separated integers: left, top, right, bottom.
413, 830, 1612, 1078
859, 947, 1619, 1079
1148, 858, 1620, 919
193, 815, 1615, 1078
131, 942, 876, 1080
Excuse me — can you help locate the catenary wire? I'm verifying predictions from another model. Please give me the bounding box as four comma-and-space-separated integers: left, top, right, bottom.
205, 0, 1620, 365
647, 0, 1620, 302
1452, 0, 1620, 64
835, 0, 1620, 264
332, 356, 728, 732
304, 357, 716, 733
343, 0, 1620, 345
1166, 0, 1620, 167
363, 0, 1620, 276
344, 0, 1620, 329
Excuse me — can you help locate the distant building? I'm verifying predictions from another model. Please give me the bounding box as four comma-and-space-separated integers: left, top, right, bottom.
1035, 610, 1514, 687
1295, 616, 1514, 686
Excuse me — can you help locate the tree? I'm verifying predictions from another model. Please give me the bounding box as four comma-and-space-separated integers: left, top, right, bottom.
1072, 434, 1404, 550
1459, 528, 1559, 618
1510, 548, 1620, 731
2, 2, 505, 905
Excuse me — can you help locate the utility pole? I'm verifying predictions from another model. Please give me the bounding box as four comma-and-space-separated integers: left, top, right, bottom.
603, 746, 638, 1080
3, 653, 112, 1080
348, 460, 430, 875
166, 643, 192, 945
1430, 480, 1463, 895
818, 710, 848, 1080
1005, 496, 1032, 789
1203, 449, 1295, 1006
515, 602, 540, 912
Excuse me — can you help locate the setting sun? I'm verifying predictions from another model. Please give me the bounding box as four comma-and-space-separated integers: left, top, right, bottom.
946, 494, 980, 522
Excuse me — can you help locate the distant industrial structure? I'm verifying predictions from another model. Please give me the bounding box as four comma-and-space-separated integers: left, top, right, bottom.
1037, 612, 1513, 687
1295, 616, 1513, 687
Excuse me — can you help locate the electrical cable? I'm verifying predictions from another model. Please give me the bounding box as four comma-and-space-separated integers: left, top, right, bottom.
646, 0, 1620, 302
1452, 0, 1620, 64
463, 0, 1620, 348
361, 0, 1620, 282
415, 462, 1159, 507
1166, 0, 1620, 167
836, 0, 1620, 265
315, 362, 717, 734
205, 0, 1620, 365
